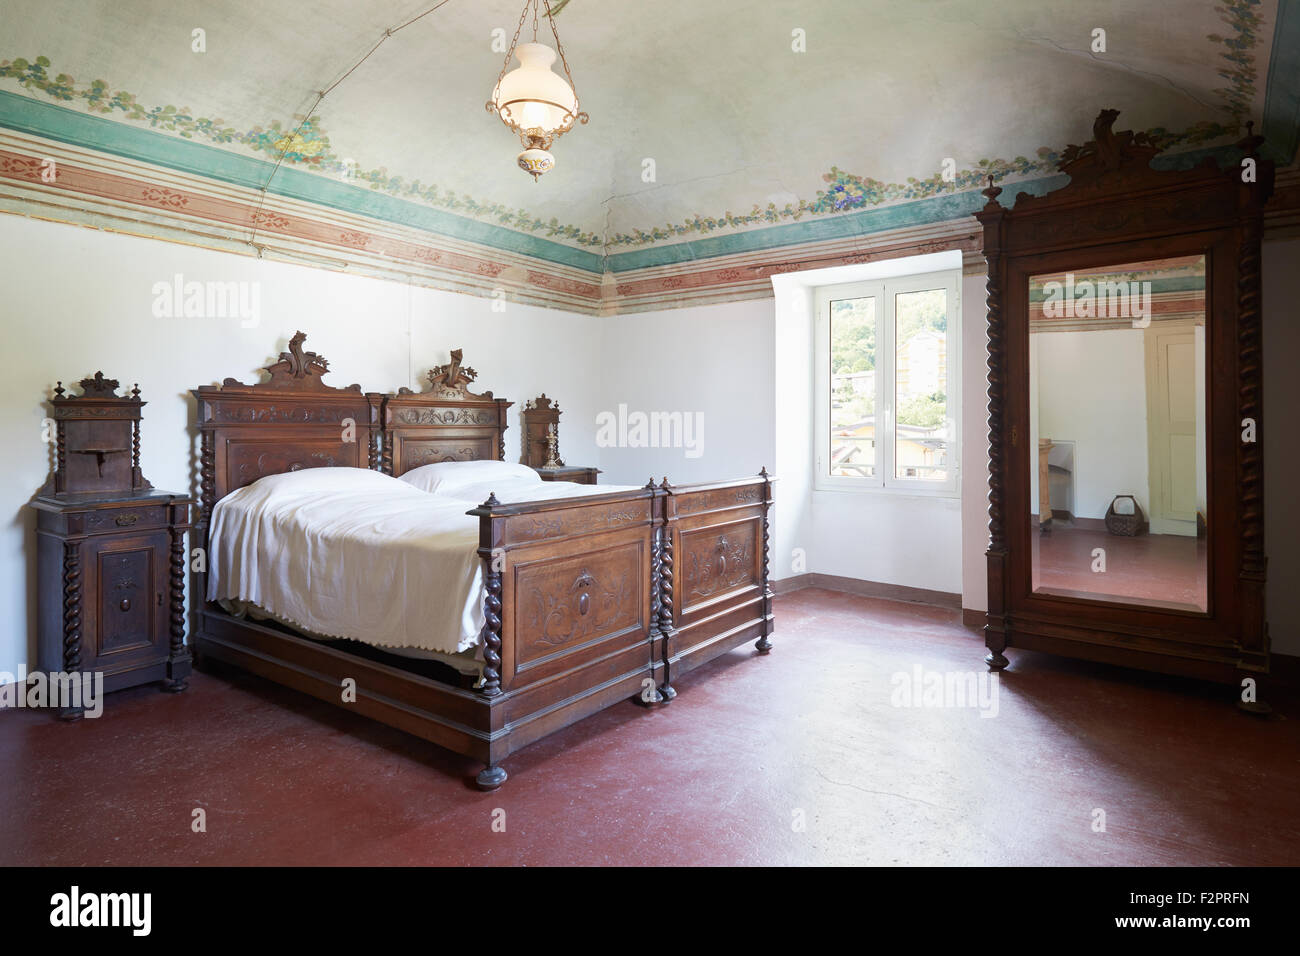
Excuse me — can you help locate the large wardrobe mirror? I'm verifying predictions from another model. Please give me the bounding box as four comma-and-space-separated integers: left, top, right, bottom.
979, 108, 1271, 683
1028, 254, 1208, 613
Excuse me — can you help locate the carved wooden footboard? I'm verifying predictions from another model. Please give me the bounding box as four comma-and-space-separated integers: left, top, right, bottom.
466, 484, 665, 786
658, 471, 775, 696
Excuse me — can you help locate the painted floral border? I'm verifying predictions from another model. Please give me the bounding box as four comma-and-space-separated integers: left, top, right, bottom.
0, 55, 606, 247
0, 0, 1269, 252
602, 0, 1264, 248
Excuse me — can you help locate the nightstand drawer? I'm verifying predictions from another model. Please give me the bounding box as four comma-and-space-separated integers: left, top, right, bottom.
83, 505, 169, 534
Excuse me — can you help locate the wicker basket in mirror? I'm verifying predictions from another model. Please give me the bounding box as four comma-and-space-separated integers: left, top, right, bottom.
1104, 495, 1147, 536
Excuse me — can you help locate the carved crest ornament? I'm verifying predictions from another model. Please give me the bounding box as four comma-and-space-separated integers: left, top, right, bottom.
215, 330, 363, 393
413, 348, 497, 402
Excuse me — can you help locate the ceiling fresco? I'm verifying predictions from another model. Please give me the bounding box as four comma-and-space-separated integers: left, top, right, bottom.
0, 0, 1296, 289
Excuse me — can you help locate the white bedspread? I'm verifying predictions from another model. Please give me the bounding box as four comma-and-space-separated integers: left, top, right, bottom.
207, 467, 637, 655
432, 475, 632, 506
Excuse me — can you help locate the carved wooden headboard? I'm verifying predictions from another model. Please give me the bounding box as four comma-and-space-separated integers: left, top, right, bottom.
380, 349, 512, 477
192, 332, 381, 526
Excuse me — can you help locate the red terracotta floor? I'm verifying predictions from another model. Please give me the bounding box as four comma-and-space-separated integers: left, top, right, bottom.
1033, 526, 1208, 612
2, 588, 1297, 866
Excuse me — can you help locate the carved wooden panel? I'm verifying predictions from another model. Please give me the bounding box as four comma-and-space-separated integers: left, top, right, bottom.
503, 499, 651, 546
513, 542, 644, 667
393, 407, 498, 427
225, 439, 355, 493
210, 403, 362, 425
90, 536, 166, 658
680, 519, 760, 609
397, 437, 495, 471
1006, 192, 1239, 252
674, 484, 763, 515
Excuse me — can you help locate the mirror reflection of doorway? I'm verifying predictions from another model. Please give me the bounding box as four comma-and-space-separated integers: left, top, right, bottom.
1028, 255, 1208, 613
1144, 324, 1204, 537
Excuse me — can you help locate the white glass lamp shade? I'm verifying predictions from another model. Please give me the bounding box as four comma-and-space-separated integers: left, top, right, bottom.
493, 42, 578, 136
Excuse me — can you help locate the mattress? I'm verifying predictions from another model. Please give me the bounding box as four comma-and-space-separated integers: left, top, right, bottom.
206, 465, 637, 659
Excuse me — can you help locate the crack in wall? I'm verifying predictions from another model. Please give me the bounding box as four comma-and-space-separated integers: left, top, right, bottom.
1014, 31, 1226, 115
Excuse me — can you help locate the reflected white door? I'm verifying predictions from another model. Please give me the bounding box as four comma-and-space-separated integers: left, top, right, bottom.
1145, 326, 1199, 536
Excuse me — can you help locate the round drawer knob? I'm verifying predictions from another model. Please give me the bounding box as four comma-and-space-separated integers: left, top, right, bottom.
119, 599, 131, 612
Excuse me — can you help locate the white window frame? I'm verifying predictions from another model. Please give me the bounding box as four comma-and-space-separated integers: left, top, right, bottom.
814, 268, 961, 497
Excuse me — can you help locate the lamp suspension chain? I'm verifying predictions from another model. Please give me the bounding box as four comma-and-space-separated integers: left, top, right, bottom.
248, 0, 456, 250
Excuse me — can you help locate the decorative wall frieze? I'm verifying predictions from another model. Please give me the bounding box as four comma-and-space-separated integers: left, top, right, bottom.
2, 126, 1297, 316
0, 128, 602, 313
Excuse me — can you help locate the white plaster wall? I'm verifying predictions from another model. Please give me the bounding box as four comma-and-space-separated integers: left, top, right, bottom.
595, 298, 777, 487
770, 283, 814, 583
1034, 328, 1149, 520
0, 216, 603, 675
805, 491, 962, 589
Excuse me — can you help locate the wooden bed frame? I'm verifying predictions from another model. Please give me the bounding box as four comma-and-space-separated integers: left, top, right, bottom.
191, 333, 774, 788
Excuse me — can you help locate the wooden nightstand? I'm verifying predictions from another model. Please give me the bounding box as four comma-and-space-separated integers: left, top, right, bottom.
32, 491, 193, 716
533, 466, 600, 485
28, 372, 193, 719
520, 394, 563, 468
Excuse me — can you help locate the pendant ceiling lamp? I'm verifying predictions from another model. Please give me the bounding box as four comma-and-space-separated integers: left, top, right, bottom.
486, 0, 588, 181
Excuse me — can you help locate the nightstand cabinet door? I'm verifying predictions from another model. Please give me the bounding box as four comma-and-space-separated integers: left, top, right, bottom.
87, 530, 170, 673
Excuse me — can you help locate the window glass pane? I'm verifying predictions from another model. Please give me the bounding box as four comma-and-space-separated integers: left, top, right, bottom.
894, 288, 949, 481
829, 296, 876, 478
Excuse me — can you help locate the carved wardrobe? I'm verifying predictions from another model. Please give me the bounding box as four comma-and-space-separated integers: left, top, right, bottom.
978, 110, 1272, 691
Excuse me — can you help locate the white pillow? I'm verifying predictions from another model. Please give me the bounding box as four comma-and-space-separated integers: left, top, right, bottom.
245, 466, 413, 495
398, 459, 541, 494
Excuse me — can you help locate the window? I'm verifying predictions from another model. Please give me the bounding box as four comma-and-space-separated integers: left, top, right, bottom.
814, 270, 960, 495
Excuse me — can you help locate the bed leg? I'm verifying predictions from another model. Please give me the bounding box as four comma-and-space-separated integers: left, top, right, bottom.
635, 681, 665, 707
476, 764, 508, 791
985, 649, 1009, 671
755, 635, 773, 654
